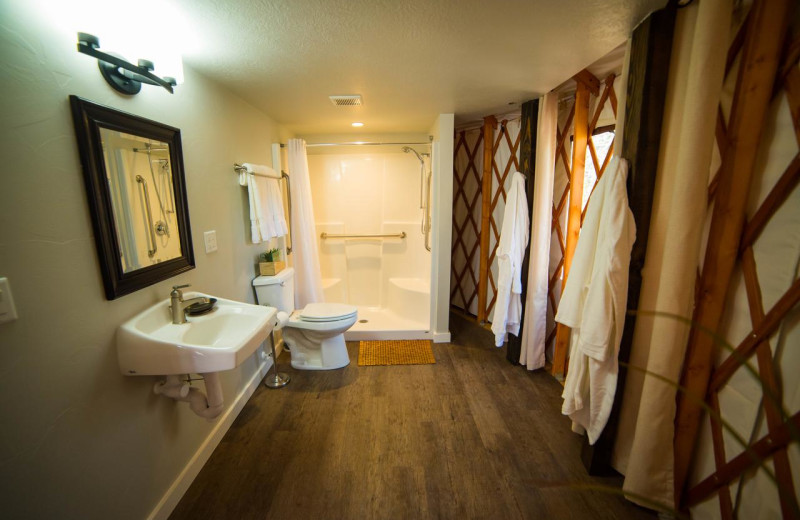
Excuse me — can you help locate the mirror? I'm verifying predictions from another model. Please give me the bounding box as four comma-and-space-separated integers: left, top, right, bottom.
100, 131, 181, 272
70, 96, 194, 299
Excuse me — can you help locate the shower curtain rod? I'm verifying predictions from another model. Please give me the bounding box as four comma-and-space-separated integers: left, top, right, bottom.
279, 141, 431, 148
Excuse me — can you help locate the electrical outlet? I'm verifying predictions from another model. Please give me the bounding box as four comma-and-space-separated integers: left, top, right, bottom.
204, 230, 218, 253
0, 277, 18, 325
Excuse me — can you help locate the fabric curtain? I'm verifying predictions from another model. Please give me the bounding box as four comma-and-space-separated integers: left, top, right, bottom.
286, 139, 325, 307
612, 0, 731, 509
519, 92, 558, 370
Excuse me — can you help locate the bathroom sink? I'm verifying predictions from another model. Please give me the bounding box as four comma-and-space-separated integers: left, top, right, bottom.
117, 292, 277, 375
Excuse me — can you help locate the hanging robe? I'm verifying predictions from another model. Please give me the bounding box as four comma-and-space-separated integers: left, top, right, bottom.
491, 171, 529, 346
555, 157, 636, 444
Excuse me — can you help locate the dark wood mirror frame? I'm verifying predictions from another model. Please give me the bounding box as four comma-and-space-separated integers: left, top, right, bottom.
69, 95, 194, 300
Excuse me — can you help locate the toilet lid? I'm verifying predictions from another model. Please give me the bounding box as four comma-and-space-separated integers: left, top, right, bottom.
299, 302, 358, 322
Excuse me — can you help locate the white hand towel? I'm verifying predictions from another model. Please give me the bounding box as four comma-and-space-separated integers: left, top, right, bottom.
238, 169, 264, 243
265, 176, 288, 237
239, 163, 287, 243
253, 175, 273, 240
243, 162, 281, 179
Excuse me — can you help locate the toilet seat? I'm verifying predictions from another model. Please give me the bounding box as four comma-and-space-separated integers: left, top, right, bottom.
298, 302, 358, 322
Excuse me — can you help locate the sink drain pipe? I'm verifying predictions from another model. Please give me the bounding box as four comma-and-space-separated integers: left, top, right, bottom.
154, 373, 225, 420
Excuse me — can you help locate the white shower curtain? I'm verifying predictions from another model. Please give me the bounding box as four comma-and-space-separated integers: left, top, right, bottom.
519, 92, 558, 370
613, 0, 730, 509
287, 139, 325, 307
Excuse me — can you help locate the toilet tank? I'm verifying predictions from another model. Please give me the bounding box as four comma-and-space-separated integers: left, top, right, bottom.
253, 267, 295, 312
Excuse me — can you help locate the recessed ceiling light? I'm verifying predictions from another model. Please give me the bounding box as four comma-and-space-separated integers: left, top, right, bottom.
351, 122, 364, 127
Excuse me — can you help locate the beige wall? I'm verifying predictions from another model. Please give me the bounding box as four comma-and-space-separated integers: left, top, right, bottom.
430, 114, 455, 342
0, 2, 289, 518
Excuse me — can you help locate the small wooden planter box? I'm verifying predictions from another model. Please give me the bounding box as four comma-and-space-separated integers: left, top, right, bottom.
259, 261, 285, 276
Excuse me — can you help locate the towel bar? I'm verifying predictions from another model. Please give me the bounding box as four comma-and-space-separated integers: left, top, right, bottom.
234, 164, 293, 254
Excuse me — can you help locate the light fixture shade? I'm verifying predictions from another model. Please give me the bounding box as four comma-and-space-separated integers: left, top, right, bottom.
94, 31, 184, 86
36, 0, 190, 85
77, 33, 179, 94
150, 51, 184, 85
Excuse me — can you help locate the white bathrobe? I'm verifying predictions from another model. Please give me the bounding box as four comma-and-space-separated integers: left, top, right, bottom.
491, 172, 529, 346
555, 157, 636, 444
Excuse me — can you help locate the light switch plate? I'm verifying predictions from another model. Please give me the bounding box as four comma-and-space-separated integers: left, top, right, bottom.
203, 230, 218, 253
0, 277, 18, 324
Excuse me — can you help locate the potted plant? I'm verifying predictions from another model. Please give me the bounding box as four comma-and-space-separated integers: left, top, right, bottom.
258, 248, 285, 276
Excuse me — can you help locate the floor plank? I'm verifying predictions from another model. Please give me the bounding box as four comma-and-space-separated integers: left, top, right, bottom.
169, 313, 654, 520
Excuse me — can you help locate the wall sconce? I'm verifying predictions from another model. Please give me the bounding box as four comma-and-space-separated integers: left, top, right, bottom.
77, 32, 177, 95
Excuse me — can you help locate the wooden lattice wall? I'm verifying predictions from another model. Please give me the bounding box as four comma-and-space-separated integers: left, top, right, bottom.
451, 129, 484, 316
486, 119, 522, 320
547, 73, 619, 376
451, 117, 521, 321
673, 0, 800, 517
451, 74, 618, 354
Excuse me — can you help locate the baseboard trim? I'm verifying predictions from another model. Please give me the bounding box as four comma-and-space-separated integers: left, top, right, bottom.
433, 331, 451, 343
147, 356, 272, 520
345, 330, 433, 341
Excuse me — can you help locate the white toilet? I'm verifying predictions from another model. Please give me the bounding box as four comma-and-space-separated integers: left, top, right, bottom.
253, 267, 357, 370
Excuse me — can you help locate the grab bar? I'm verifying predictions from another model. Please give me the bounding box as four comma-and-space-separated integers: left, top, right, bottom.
320, 232, 406, 240
135, 175, 157, 258
424, 171, 432, 252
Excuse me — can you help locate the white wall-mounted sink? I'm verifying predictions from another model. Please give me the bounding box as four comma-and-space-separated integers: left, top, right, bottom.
117, 292, 277, 375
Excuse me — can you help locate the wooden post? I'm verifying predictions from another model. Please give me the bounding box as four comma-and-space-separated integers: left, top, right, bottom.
477, 115, 497, 323
551, 75, 591, 379
581, 3, 676, 474
506, 100, 539, 363
574, 69, 601, 97
673, 0, 792, 505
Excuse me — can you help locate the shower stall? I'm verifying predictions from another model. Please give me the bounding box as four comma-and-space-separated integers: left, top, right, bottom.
306, 143, 433, 340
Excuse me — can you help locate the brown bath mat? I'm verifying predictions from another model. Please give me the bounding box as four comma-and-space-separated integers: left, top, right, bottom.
358, 340, 436, 366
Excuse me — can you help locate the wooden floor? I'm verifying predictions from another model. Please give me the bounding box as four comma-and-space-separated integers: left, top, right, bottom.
170, 313, 654, 520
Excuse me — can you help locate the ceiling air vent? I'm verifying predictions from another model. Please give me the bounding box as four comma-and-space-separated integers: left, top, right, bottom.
329, 95, 362, 107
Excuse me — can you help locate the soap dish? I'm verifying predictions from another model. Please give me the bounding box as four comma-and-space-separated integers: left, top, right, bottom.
185, 298, 217, 316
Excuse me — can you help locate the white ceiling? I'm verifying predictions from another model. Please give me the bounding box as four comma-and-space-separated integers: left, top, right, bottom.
175, 0, 666, 136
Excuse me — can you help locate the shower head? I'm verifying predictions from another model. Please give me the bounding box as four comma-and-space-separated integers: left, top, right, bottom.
402, 146, 425, 165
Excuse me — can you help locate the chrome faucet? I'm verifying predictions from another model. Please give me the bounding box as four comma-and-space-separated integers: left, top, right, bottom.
169, 284, 209, 324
